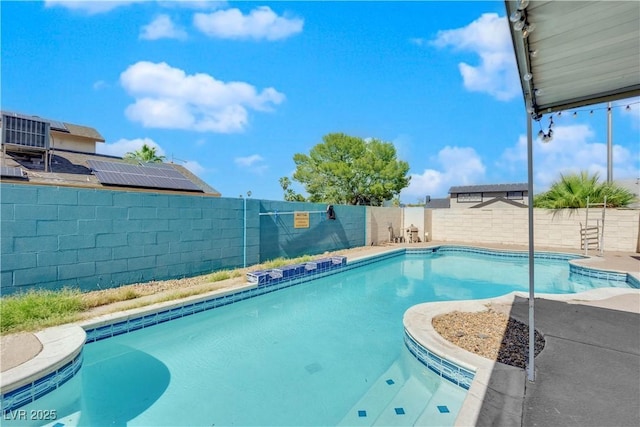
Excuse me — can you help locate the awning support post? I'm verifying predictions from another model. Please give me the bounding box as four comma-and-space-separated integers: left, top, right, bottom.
527, 112, 536, 382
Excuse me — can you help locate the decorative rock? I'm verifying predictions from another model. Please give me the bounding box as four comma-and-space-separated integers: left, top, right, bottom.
432, 309, 545, 369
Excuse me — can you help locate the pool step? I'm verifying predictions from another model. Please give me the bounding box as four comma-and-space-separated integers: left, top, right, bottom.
337, 362, 406, 426
371, 376, 434, 426
414, 380, 467, 426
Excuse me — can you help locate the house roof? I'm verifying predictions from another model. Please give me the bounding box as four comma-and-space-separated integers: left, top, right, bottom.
57, 123, 105, 142
471, 196, 527, 209
449, 183, 528, 194
0, 148, 221, 196
1, 110, 105, 142
505, 0, 640, 117
425, 198, 451, 209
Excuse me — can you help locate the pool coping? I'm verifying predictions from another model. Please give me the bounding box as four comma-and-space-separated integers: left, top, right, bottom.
1, 245, 638, 417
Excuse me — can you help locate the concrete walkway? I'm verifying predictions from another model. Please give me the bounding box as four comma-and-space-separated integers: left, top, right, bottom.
507, 295, 640, 427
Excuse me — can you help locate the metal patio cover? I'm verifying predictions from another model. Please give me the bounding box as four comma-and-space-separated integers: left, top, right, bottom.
505, 0, 640, 116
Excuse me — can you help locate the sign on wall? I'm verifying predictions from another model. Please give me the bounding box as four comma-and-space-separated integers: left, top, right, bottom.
294, 211, 310, 228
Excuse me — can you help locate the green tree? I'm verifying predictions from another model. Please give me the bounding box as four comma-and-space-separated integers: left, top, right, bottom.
291, 133, 410, 206
124, 144, 166, 163
534, 171, 635, 209
279, 176, 306, 202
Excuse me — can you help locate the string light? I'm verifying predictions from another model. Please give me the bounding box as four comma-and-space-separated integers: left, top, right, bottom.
547, 101, 638, 119
538, 115, 554, 143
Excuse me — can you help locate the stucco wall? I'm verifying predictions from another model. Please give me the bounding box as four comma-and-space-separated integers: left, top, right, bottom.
51, 133, 96, 154
0, 184, 365, 295
431, 207, 639, 252
367, 206, 402, 244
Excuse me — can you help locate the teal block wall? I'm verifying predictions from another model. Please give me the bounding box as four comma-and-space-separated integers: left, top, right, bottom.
0, 183, 366, 295
258, 200, 366, 262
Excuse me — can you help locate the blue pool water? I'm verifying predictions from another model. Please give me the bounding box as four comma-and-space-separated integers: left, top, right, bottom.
6, 249, 632, 426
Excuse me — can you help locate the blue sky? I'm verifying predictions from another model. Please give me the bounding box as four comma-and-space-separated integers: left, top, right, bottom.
3, 0, 639, 202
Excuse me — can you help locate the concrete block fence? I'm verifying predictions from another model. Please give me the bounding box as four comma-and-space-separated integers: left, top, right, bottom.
0, 184, 365, 295
2, 182, 637, 295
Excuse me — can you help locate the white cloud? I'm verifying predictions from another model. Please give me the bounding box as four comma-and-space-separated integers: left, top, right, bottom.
234, 154, 263, 167
432, 13, 519, 101
119, 61, 285, 133
46, 0, 222, 14
234, 154, 268, 174
193, 6, 303, 40
140, 14, 187, 40
96, 137, 165, 158
157, 0, 227, 10
497, 123, 639, 192
92, 80, 108, 90
45, 0, 142, 15
181, 160, 206, 176
402, 146, 486, 199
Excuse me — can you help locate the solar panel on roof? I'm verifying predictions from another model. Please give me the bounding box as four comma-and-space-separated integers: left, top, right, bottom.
141, 162, 174, 170
0, 166, 27, 179
87, 160, 203, 192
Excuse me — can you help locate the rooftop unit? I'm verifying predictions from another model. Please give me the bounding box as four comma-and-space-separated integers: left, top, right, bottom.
1, 112, 51, 171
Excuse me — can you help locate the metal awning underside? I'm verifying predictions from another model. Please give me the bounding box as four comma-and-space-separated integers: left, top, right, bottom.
505, 0, 640, 117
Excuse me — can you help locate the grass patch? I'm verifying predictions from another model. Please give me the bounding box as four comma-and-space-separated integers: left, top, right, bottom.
81, 287, 141, 309
0, 288, 84, 334
208, 270, 241, 282
260, 255, 314, 269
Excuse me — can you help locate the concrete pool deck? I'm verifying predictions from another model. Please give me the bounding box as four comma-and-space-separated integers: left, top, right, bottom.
1, 242, 639, 425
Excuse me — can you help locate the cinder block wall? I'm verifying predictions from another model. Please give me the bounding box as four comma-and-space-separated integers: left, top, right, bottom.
367, 206, 402, 244
431, 208, 639, 252
0, 184, 365, 295
258, 200, 365, 261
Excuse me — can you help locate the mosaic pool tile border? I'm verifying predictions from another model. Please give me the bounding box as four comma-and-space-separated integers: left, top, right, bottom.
1, 353, 83, 415
404, 331, 474, 390
410, 245, 583, 261
246, 256, 347, 286
569, 264, 631, 284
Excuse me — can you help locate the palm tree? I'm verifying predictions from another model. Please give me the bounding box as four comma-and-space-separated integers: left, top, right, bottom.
534, 171, 635, 209
123, 144, 166, 163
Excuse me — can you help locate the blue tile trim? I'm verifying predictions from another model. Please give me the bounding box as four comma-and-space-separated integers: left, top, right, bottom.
408, 245, 583, 262
404, 330, 475, 391
1, 352, 83, 415
569, 264, 630, 283
627, 274, 640, 289
246, 256, 347, 287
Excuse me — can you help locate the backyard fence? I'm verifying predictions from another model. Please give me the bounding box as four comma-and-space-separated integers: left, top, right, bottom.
1, 182, 638, 295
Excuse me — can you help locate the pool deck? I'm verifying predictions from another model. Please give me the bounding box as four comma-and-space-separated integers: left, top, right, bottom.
2, 242, 639, 425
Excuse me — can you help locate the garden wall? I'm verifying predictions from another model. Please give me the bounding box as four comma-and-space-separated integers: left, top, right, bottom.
430, 208, 639, 253
0, 184, 365, 295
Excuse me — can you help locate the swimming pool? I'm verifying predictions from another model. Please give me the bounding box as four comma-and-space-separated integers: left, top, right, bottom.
3, 247, 634, 426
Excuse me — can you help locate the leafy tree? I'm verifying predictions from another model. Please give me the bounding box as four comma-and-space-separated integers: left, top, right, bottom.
291, 133, 410, 206
124, 144, 166, 163
279, 176, 306, 202
534, 171, 635, 209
